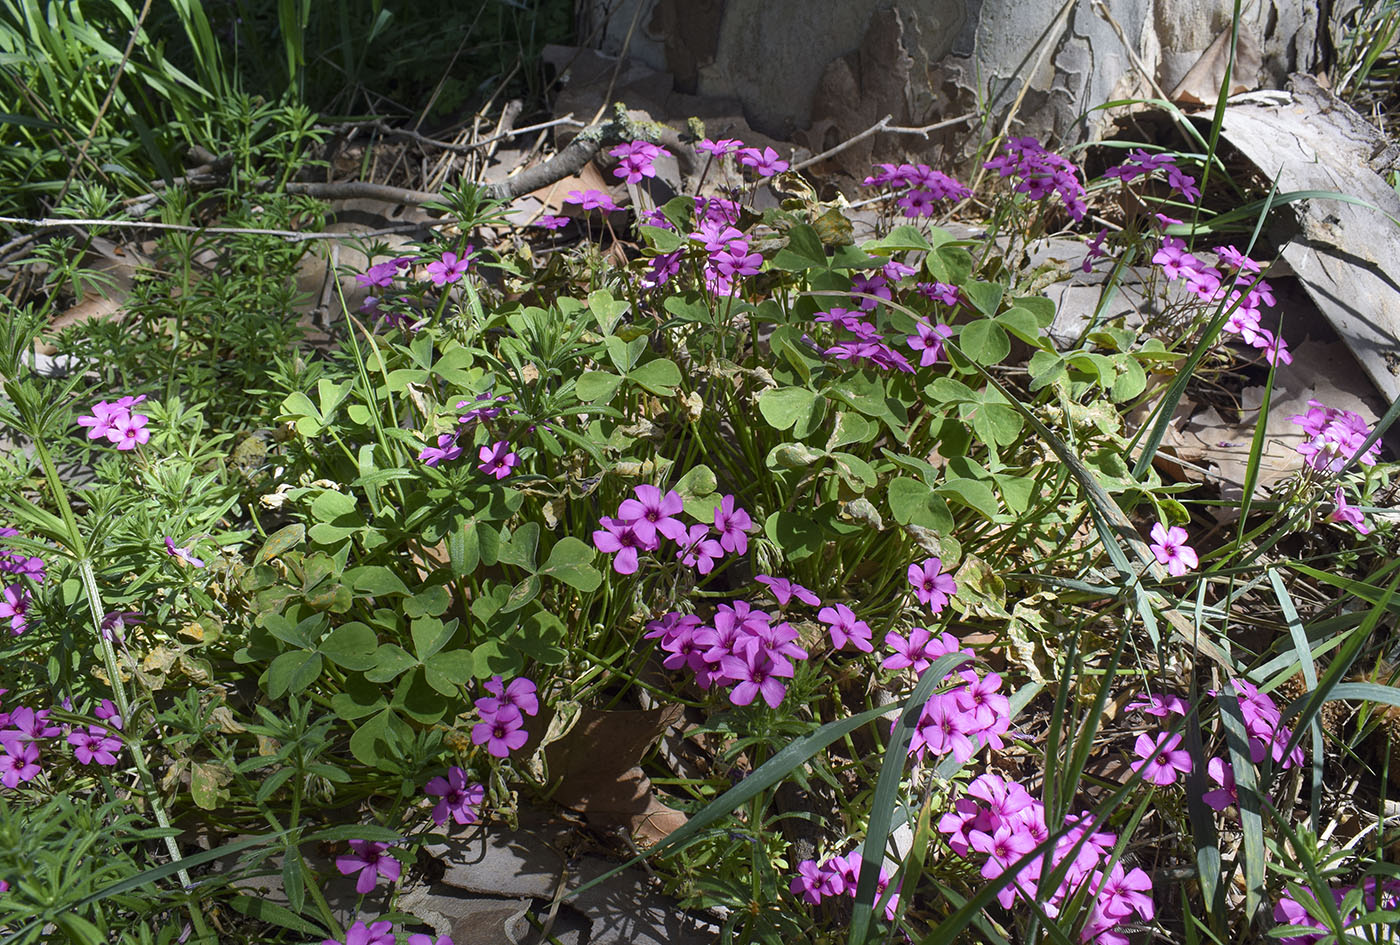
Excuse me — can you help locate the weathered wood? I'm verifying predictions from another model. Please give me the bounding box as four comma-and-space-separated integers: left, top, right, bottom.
1217, 74, 1400, 402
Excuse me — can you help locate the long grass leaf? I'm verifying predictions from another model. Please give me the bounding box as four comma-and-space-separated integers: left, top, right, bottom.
849, 656, 960, 942
1216, 686, 1266, 921
1269, 570, 1324, 829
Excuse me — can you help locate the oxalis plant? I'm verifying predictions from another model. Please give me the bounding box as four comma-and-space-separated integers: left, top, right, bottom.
2, 108, 1400, 945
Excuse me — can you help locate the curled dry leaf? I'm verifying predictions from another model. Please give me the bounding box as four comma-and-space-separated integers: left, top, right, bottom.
542, 704, 687, 847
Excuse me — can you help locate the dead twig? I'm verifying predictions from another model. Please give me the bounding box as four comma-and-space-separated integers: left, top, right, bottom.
789, 111, 980, 172
325, 114, 585, 156
283, 180, 442, 205
0, 214, 442, 244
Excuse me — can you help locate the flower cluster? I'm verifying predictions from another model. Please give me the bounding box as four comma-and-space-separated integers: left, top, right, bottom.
1, 696, 126, 787
691, 216, 762, 297
1289, 400, 1382, 473
1151, 237, 1292, 365
610, 139, 670, 183
815, 304, 914, 373
892, 637, 1011, 766
983, 136, 1087, 221
1273, 878, 1400, 944
0, 527, 43, 636
937, 774, 1154, 943
0, 527, 46, 585
76, 395, 150, 450
862, 162, 971, 218
471, 675, 538, 758
325, 920, 454, 945
417, 392, 520, 478
789, 849, 900, 919
593, 487, 750, 576
424, 765, 485, 827
0, 702, 58, 787
1217, 678, 1304, 769
645, 599, 810, 708
1103, 148, 1200, 202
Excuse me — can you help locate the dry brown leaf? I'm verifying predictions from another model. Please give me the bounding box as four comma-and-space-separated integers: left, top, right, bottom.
1169, 25, 1262, 106
543, 704, 687, 847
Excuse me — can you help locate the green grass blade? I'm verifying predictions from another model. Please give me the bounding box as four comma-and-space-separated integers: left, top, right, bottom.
1216, 686, 1266, 922
849, 655, 970, 943
1268, 569, 1324, 829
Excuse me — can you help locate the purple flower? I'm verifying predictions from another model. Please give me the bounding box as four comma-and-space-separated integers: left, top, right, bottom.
789, 859, 827, 904
1214, 244, 1262, 273
408, 935, 454, 945
457, 393, 510, 425
1327, 487, 1371, 535
983, 136, 1086, 220
477, 441, 519, 480
471, 704, 528, 758
754, 574, 820, 607
917, 281, 960, 306
1131, 731, 1191, 785
479, 675, 539, 717
882, 627, 935, 673
76, 400, 127, 441
0, 741, 40, 787
0, 584, 31, 635
720, 650, 793, 707
610, 140, 668, 183
534, 215, 570, 230
736, 146, 789, 177
642, 250, 683, 289
335, 840, 401, 894
907, 557, 956, 613
1148, 523, 1197, 577
164, 537, 206, 569
426, 249, 473, 286
713, 495, 752, 554
101, 610, 141, 642
1202, 756, 1238, 811
676, 523, 724, 575
355, 261, 399, 289
697, 138, 743, 157
1091, 863, 1155, 924
850, 272, 891, 310
816, 603, 873, 652
68, 725, 121, 765
94, 699, 123, 730
324, 919, 395, 945
618, 485, 688, 545
906, 321, 953, 366
709, 242, 762, 279
594, 516, 651, 575
564, 189, 618, 213
898, 189, 939, 217
419, 434, 463, 467
425, 766, 485, 826
1082, 227, 1110, 273
1125, 693, 1188, 717
1290, 400, 1382, 472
